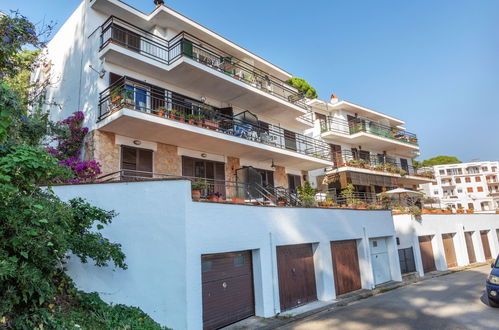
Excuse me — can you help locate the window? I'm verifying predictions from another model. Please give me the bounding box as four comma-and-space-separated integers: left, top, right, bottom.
121, 146, 153, 177
465, 177, 471, 183
475, 176, 481, 182
439, 170, 445, 175
467, 166, 479, 174
467, 187, 473, 193
477, 187, 484, 192
455, 178, 461, 183
457, 188, 462, 193
457, 203, 462, 209
434, 190, 439, 195
492, 167, 497, 172
287, 174, 301, 192
468, 203, 474, 209
482, 167, 488, 172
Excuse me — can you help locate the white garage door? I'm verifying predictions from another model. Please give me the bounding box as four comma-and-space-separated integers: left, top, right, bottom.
370, 238, 391, 285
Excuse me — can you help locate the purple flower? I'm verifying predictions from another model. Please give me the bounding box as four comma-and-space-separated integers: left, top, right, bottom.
4, 36, 10, 42
99, 239, 103, 245
26, 27, 34, 34
20, 115, 28, 121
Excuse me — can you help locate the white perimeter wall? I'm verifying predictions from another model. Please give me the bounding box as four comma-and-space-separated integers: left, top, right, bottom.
53, 180, 400, 330
393, 214, 499, 277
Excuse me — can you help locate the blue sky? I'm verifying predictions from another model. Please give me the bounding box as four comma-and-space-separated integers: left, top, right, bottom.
2, 0, 498, 162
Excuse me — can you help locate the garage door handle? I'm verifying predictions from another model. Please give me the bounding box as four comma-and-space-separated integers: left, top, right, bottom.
222, 282, 227, 289
292, 268, 296, 273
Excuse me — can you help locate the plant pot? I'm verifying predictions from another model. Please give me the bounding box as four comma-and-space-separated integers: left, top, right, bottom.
443, 210, 452, 214
277, 201, 286, 207
466, 210, 474, 214
196, 121, 203, 128
208, 195, 219, 202
232, 197, 245, 204
422, 209, 431, 214
158, 110, 166, 117
204, 120, 219, 131
111, 95, 122, 105
188, 119, 195, 125
179, 116, 185, 123
191, 189, 201, 201
168, 114, 175, 120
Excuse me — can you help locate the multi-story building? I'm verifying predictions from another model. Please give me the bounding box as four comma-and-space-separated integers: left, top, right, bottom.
420, 161, 499, 212
306, 95, 434, 198
37, 0, 335, 202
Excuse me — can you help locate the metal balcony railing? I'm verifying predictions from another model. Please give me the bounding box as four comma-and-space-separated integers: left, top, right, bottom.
100, 16, 311, 114
330, 150, 433, 178
98, 77, 331, 161
320, 116, 418, 146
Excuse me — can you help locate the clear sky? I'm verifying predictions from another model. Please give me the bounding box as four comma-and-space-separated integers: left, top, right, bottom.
1, 0, 498, 162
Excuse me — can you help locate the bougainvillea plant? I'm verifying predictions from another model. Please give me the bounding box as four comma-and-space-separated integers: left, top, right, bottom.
47, 111, 101, 182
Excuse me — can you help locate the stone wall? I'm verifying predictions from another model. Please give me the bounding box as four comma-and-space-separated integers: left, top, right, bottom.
155, 144, 181, 176
84, 130, 120, 177
225, 157, 240, 199
274, 165, 288, 188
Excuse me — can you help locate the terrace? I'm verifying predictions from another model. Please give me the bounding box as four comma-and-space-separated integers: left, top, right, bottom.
320, 116, 419, 151
97, 76, 332, 169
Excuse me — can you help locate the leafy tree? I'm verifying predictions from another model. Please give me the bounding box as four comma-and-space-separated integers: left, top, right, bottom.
285, 77, 318, 99
0, 12, 165, 329
417, 155, 462, 168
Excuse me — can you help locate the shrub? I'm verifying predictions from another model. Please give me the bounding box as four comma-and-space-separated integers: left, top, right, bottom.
285, 77, 318, 99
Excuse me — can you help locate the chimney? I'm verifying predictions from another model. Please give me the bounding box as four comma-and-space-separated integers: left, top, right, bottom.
330, 93, 338, 104
154, 0, 165, 7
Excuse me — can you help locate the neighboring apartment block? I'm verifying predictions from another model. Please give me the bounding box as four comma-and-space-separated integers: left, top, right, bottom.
306, 96, 434, 198
420, 161, 499, 212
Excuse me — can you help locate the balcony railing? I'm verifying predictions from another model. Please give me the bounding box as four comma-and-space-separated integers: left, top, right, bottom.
331, 150, 433, 178
98, 77, 331, 161
320, 116, 418, 146
100, 16, 310, 113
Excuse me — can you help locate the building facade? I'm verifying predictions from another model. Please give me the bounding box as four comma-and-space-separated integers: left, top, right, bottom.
420, 161, 499, 212
306, 96, 434, 199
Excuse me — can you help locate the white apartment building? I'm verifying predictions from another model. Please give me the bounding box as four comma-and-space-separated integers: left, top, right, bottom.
421, 161, 499, 212
306, 96, 434, 197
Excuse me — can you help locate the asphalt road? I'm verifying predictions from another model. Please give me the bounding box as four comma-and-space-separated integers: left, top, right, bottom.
279, 265, 497, 330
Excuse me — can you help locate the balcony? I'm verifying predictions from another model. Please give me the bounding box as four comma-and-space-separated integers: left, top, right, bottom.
328, 150, 435, 185
97, 77, 332, 170
99, 16, 313, 128
320, 116, 419, 157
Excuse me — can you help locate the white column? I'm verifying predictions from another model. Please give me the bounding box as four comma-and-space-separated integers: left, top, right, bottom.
386, 236, 403, 281
313, 241, 335, 301
454, 224, 469, 266
433, 233, 448, 271
360, 227, 375, 289
252, 246, 275, 317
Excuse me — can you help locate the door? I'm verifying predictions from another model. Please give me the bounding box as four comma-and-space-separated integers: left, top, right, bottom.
182, 156, 225, 197
283, 129, 297, 151
464, 231, 476, 264
480, 231, 492, 260
370, 238, 391, 285
330, 144, 342, 164
442, 233, 458, 268
277, 244, 317, 311
287, 174, 301, 193
201, 251, 254, 330
418, 236, 436, 273
398, 247, 416, 274
331, 240, 361, 295
121, 146, 153, 177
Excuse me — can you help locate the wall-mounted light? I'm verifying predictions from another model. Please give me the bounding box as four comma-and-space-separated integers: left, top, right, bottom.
88, 64, 106, 79
200, 96, 207, 103
133, 140, 141, 146
201, 153, 207, 158
271, 159, 276, 168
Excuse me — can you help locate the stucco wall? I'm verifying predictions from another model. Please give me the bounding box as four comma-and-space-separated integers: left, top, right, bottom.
393, 214, 499, 276
53, 180, 400, 330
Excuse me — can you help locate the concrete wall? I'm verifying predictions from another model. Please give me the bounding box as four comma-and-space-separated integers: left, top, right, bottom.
393, 214, 499, 277
53, 180, 400, 330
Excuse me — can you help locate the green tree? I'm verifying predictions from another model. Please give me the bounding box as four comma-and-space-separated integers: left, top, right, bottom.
285, 77, 318, 99
418, 155, 462, 168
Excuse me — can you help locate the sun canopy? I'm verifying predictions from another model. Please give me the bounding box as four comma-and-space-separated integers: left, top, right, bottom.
377, 188, 423, 197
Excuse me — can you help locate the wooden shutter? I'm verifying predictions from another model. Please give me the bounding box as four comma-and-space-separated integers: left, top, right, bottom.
182, 156, 195, 177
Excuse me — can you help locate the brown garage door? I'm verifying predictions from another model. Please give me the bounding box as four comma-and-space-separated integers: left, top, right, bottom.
464, 231, 476, 264
202, 251, 254, 330
277, 244, 317, 311
442, 233, 458, 268
481, 231, 492, 260
418, 236, 436, 273
331, 240, 361, 295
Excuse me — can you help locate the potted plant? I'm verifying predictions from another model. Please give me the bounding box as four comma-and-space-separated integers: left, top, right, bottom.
457, 207, 464, 214
466, 208, 474, 214
277, 196, 287, 207
204, 117, 219, 131
297, 181, 318, 208
169, 109, 178, 120
208, 191, 222, 202
178, 111, 186, 122
358, 159, 367, 168
156, 106, 166, 117
110, 87, 124, 105
408, 206, 422, 220
186, 114, 196, 125
191, 179, 208, 201
194, 114, 205, 127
